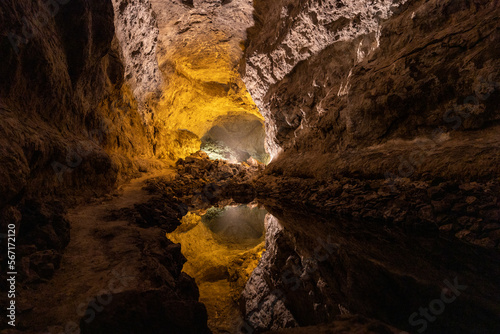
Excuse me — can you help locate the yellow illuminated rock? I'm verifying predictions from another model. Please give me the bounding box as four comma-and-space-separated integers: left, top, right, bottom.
151, 12, 263, 160
167, 210, 265, 333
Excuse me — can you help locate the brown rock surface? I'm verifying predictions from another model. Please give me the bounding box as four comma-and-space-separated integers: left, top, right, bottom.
243, 0, 500, 180
5, 172, 209, 333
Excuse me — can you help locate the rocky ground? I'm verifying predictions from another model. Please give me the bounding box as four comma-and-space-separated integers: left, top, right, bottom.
1, 171, 209, 333
144, 151, 265, 208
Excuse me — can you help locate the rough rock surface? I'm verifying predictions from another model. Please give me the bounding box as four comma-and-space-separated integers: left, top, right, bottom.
243, 0, 409, 157
145, 151, 264, 207
0, 0, 173, 330
0, 0, 165, 292
111, 0, 163, 115
243, 0, 500, 175
242, 0, 500, 248
145, 0, 265, 160
253, 176, 500, 250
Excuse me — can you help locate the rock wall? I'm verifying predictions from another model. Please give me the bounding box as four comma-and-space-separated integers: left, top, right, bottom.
0, 0, 160, 206
242, 0, 409, 158
0, 0, 159, 291
243, 0, 500, 251
243, 0, 500, 180
146, 0, 266, 160
111, 0, 163, 119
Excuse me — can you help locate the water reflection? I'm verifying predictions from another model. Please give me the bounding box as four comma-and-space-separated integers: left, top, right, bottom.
167, 202, 267, 334
239, 207, 500, 333
202, 204, 267, 244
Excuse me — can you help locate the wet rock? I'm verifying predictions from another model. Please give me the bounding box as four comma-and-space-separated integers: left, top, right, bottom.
255, 175, 500, 249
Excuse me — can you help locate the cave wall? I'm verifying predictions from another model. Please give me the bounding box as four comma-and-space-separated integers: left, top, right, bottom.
0, 0, 159, 285
111, 0, 163, 120
0, 0, 158, 207
243, 0, 500, 180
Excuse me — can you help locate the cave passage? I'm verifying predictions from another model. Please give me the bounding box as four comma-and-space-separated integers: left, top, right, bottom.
201, 114, 269, 164
3, 0, 499, 333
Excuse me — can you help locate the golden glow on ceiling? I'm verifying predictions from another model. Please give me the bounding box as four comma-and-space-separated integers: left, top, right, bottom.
153, 32, 263, 161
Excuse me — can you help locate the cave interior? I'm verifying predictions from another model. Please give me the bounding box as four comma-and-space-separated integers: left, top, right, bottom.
0, 0, 499, 333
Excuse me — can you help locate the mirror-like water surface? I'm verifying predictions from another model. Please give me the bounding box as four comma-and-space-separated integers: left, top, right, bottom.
167, 203, 268, 334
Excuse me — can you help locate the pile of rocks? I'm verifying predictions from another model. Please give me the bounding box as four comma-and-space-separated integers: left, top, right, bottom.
145, 151, 264, 207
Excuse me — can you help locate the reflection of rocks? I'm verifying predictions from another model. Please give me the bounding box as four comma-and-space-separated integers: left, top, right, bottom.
240, 215, 299, 332
241, 210, 500, 333
202, 205, 267, 243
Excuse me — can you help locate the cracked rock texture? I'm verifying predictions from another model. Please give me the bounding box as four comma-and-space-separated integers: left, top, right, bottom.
111, 0, 163, 116
245, 0, 500, 247
242, 0, 409, 158
243, 0, 500, 175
